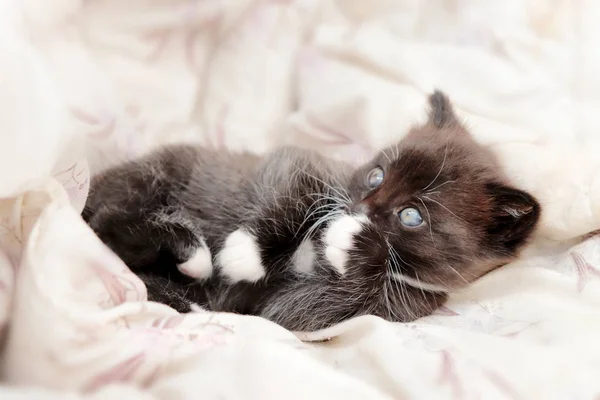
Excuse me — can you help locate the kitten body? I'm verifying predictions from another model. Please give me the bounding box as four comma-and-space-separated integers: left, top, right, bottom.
84, 92, 540, 331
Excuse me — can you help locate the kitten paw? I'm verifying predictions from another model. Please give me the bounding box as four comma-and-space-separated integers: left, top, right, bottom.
323, 214, 368, 275
177, 239, 213, 280
217, 229, 266, 283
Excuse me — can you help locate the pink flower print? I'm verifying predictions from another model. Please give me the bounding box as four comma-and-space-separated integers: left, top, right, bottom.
124, 105, 145, 130
144, 30, 171, 62
196, 313, 236, 335
305, 113, 357, 146
304, 113, 374, 163
437, 350, 464, 399
571, 251, 600, 292
204, 104, 229, 149
145, 27, 211, 72
480, 368, 519, 400
150, 315, 184, 330
0, 218, 24, 258
499, 320, 541, 339
299, 46, 326, 75
70, 107, 117, 139
53, 163, 84, 181
84, 352, 146, 392
118, 274, 146, 303
120, 105, 147, 156
91, 263, 146, 308
143, 1, 223, 71
54, 162, 90, 206
243, 0, 291, 49
70, 106, 102, 125
92, 264, 127, 306
183, 29, 203, 71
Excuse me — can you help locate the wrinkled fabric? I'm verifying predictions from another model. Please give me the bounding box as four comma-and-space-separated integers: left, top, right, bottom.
2, 0, 600, 398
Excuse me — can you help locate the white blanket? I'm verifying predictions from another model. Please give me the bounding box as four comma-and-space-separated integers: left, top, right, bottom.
2, 0, 600, 398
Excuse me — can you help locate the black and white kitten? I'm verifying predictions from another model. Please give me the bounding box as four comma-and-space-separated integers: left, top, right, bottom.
83, 92, 541, 332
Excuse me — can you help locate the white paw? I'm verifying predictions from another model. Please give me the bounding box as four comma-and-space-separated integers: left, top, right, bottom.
177, 240, 213, 280
217, 229, 265, 283
323, 214, 368, 275
189, 303, 208, 313
292, 239, 315, 274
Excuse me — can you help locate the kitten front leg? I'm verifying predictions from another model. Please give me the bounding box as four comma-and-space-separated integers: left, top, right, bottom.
322, 214, 387, 276
171, 233, 213, 281
323, 215, 370, 275
87, 205, 213, 281
152, 209, 215, 280
215, 228, 266, 283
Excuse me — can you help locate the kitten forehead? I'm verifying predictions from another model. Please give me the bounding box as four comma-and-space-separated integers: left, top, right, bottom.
372, 122, 501, 187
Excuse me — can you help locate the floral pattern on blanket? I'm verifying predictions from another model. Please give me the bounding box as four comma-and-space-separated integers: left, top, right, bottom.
3, 0, 600, 399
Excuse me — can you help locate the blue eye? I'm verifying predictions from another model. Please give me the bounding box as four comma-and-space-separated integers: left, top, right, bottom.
366, 167, 384, 189
398, 207, 423, 227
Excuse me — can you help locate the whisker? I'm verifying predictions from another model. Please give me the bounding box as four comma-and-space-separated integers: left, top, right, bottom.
417, 196, 436, 246
412, 270, 429, 305
422, 195, 465, 222
302, 170, 350, 203
382, 150, 392, 164
445, 263, 470, 285
293, 191, 348, 238
421, 144, 448, 192
304, 209, 345, 240
387, 241, 418, 320
383, 260, 395, 320
398, 274, 417, 320
385, 241, 403, 320
425, 179, 456, 194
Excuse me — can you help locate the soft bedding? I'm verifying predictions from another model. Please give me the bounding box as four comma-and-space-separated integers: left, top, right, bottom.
2, 0, 600, 398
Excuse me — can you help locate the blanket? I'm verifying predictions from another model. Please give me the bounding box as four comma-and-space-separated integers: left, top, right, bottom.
2, 0, 600, 398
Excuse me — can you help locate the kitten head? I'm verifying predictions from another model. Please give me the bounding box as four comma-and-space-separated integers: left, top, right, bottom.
347, 91, 540, 292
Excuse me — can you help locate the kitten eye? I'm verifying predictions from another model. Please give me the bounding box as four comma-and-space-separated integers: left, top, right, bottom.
398, 207, 423, 227
366, 167, 384, 189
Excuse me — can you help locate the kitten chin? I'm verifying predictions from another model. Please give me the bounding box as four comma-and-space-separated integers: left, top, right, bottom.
84, 90, 541, 332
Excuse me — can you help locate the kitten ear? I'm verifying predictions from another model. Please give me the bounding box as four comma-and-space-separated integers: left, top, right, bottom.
428, 90, 458, 128
486, 183, 541, 253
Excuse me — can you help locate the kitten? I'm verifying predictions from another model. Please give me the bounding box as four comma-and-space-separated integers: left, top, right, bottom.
83, 91, 541, 332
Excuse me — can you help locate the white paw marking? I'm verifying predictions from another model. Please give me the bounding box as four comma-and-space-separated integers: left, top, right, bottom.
292, 239, 315, 274
177, 241, 213, 280
323, 214, 368, 275
218, 229, 265, 283
391, 273, 448, 293
189, 303, 208, 313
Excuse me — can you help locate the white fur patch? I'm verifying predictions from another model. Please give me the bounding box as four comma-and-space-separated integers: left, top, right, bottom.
177, 242, 212, 280
323, 214, 368, 275
391, 272, 448, 293
292, 239, 315, 274
218, 229, 265, 283
189, 303, 208, 313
